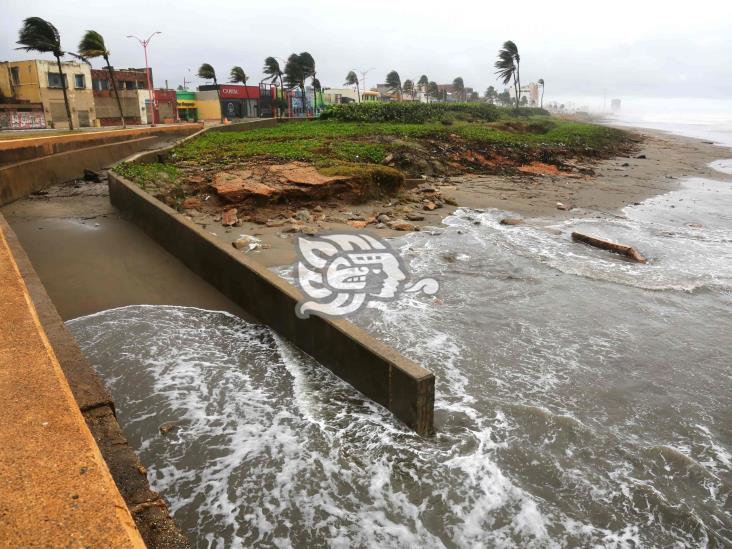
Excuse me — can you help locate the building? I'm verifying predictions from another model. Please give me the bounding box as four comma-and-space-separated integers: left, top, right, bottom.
90, 67, 151, 126
197, 84, 261, 121
0, 59, 97, 129
176, 90, 198, 122
321, 87, 359, 105
510, 82, 540, 106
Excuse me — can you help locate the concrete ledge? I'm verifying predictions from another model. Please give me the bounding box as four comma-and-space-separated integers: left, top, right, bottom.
0, 214, 145, 547
0, 213, 191, 548
108, 172, 435, 434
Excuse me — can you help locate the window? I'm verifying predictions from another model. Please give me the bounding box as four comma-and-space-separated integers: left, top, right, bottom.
47, 72, 68, 89
74, 74, 85, 89
137, 81, 145, 89
10, 67, 20, 86
92, 79, 109, 91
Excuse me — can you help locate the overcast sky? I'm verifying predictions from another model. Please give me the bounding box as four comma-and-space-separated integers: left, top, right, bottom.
3, 0, 731, 107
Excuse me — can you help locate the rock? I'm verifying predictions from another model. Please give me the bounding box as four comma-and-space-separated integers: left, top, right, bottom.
347, 220, 368, 229
222, 208, 238, 226
636, 154, 647, 159
182, 197, 202, 209
313, 205, 323, 212
419, 187, 437, 193
383, 153, 394, 164
500, 217, 524, 225
423, 202, 438, 211
556, 202, 571, 211
621, 162, 630, 167
266, 219, 287, 227
389, 219, 418, 231
232, 234, 262, 252
377, 214, 391, 223
347, 213, 365, 221
212, 171, 278, 202
406, 213, 425, 221
83, 168, 101, 182
295, 209, 311, 222
444, 196, 458, 206
159, 421, 180, 435
269, 163, 352, 186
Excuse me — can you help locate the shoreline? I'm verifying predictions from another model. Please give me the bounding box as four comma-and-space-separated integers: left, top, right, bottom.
201, 126, 732, 267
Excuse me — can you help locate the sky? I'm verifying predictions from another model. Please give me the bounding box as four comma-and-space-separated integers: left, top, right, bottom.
2, 0, 732, 110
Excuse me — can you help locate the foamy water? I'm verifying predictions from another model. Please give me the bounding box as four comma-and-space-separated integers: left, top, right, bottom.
68, 112, 732, 547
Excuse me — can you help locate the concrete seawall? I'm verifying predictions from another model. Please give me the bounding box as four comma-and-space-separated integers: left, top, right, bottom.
0, 124, 203, 206
108, 171, 435, 434
0, 213, 191, 548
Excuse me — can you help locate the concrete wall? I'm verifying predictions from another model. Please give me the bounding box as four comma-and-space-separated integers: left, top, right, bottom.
0, 124, 203, 205
107, 171, 435, 434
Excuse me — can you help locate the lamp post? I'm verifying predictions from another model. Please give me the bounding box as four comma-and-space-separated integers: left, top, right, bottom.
127, 32, 161, 127
354, 67, 375, 99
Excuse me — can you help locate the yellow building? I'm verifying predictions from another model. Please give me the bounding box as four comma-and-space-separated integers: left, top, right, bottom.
0, 59, 97, 129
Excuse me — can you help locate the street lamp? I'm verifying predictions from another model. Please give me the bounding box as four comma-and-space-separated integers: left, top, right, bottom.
353, 67, 375, 98
127, 31, 161, 127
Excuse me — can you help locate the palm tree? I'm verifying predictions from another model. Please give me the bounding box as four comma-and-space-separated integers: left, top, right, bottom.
385, 70, 402, 100
417, 74, 429, 95
78, 30, 125, 128
284, 52, 315, 115
198, 63, 223, 122
496, 41, 521, 109
403, 79, 415, 100
263, 57, 285, 117
538, 78, 545, 109
16, 17, 74, 129
312, 76, 322, 113
484, 85, 497, 104
229, 66, 250, 117
495, 48, 518, 109
427, 81, 439, 102
344, 70, 360, 102
452, 77, 465, 101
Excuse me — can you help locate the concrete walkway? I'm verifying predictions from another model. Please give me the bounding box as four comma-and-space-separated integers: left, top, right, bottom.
0, 225, 145, 546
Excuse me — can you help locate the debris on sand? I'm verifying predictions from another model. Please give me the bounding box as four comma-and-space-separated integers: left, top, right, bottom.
571, 232, 647, 263
222, 208, 238, 226
232, 234, 263, 252
500, 217, 524, 226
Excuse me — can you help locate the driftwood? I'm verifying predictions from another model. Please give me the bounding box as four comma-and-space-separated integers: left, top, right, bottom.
571, 232, 647, 263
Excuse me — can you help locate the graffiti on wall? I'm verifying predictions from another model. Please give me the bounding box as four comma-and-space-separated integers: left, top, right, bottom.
0, 111, 47, 129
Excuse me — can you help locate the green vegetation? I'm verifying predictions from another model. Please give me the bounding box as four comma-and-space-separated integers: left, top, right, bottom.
320, 101, 528, 123
113, 162, 179, 191
171, 113, 626, 168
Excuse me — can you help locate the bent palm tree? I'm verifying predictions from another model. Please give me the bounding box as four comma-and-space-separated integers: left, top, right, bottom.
538, 78, 545, 109
17, 17, 74, 129
229, 66, 250, 117
78, 30, 125, 128
495, 48, 518, 109
198, 63, 223, 123
344, 70, 360, 102
263, 57, 284, 116
386, 70, 402, 100
452, 76, 465, 101
497, 41, 521, 108
284, 52, 315, 115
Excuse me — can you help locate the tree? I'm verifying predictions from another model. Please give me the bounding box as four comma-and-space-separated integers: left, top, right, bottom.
284, 52, 315, 115
198, 63, 223, 123
469, 91, 479, 102
495, 40, 521, 109
263, 57, 285, 117
452, 76, 465, 101
427, 81, 439, 102
403, 79, 415, 100
385, 70, 402, 100
344, 70, 360, 102
498, 89, 511, 106
520, 95, 528, 106
229, 66, 250, 117
538, 78, 545, 109
312, 75, 322, 113
484, 85, 497, 104
17, 17, 74, 129
78, 30, 125, 128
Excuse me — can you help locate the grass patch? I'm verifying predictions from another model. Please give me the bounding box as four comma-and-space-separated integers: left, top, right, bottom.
113, 162, 179, 191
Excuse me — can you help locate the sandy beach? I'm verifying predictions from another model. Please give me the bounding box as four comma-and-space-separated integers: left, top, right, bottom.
194, 127, 732, 267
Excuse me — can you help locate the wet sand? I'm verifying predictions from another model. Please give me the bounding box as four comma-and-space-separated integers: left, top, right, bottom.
189, 128, 731, 267
1, 180, 246, 321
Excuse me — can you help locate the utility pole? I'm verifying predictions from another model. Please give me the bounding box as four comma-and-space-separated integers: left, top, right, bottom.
355, 67, 375, 95
127, 31, 162, 127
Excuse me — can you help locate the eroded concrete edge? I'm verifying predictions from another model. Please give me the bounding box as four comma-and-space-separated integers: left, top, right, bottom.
0, 213, 192, 548
108, 171, 436, 434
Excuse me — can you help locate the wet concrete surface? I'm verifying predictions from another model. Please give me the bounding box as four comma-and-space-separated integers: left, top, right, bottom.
1, 177, 246, 321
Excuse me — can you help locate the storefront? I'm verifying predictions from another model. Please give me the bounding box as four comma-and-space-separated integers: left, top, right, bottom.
176, 90, 198, 122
